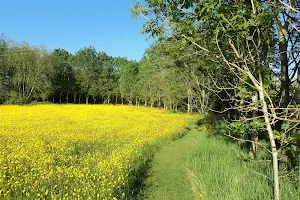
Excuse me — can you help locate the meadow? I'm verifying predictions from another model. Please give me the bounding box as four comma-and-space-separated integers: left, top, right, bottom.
0, 105, 194, 199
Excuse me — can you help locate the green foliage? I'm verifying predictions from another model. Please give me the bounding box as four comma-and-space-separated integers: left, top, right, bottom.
5, 91, 30, 105
119, 61, 139, 103
229, 119, 265, 138
52, 48, 76, 102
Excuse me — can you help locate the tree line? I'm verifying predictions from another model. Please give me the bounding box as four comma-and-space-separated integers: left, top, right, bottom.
0, 34, 211, 112
0, 34, 190, 109
0, 35, 123, 104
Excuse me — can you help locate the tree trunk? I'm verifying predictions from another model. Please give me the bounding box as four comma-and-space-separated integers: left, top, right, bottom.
258, 72, 280, 200
249, 94, 259, 159
22, 72, 26, 98
66, 92, 69, 104
73, 95, 76, 103
121, 98, 124, 105
187, 103, 191, 114
86, 96, 89, 104
158, 96, 161, 107
59, 93, 62, 104
295, 68, 300, 104
274, 8, 289, 107
187, 89, 192, 113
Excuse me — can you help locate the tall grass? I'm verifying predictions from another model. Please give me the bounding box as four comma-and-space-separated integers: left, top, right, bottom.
187, 129, 300, 200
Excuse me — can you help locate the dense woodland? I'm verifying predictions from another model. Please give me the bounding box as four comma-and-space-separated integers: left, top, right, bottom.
1, 0, 300, 199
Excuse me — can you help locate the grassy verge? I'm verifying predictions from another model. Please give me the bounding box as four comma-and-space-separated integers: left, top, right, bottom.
187, 126, 300, 200
131, 117, 201, 200
122, 117, 199, 199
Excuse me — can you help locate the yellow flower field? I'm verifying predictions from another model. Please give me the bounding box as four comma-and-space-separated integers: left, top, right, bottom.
0, 105, 194, 199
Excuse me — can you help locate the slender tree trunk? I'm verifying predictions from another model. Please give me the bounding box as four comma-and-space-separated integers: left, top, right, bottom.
187, 93, 191, 113
22, 72, 26, 98
187, 89, 192, 113
249, 94, 259, 159
258, 72, 280, 200
59, 93, 62, 103
26, 87, 34, 99
144, 101, 147, 106
86, 96, 89, 104
121, 98, 124, 105
73, 95, 76, 103
78, 96, 81, 104
158, 96, 161, 107
187, 103, 191, 114
66, 92, 69, 104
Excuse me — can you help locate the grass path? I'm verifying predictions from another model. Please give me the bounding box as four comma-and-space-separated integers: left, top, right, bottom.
143, 128, 200, 200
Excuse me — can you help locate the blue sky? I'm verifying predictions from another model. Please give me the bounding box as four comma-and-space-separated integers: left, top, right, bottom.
0, 0, 152, 61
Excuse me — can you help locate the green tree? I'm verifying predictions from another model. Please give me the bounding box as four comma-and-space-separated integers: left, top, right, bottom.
119, 61, 139, 104
0, 34, 11, 103
52, 48, 76, 103
73, 47, 98, 104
